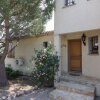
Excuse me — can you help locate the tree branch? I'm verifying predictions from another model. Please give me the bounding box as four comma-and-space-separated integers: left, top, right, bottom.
7, 41, 19, 55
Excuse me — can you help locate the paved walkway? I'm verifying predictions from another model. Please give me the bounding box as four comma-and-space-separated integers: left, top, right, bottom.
13, 87, 100, 100
15, 88, 54, 100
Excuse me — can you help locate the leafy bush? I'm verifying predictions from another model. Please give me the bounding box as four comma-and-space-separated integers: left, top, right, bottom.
6, 66, 22, 80
31, 44, 59, 87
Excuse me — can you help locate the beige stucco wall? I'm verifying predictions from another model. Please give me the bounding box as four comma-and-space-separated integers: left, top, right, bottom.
61, 29, 100, 79
55, 0, 100, 34
5, 33, 54, 74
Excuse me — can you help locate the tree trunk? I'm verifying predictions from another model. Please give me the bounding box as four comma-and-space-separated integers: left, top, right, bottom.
0, 40, 9, 87
0, 15, 10, 87
0, 61, 8, 87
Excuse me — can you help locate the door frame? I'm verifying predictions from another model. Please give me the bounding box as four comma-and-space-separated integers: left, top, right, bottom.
68, 39, 82, 72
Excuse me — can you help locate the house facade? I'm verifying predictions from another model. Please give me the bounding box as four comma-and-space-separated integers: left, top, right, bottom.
5, 31, 54, 74
54, 0, 100, 79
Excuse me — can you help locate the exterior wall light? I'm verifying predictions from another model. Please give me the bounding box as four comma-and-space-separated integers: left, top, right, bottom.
81, 33, 86, 46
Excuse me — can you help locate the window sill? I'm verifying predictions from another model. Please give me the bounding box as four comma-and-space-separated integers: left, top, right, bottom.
88, 53, 99, 56
62, 4, 76, 8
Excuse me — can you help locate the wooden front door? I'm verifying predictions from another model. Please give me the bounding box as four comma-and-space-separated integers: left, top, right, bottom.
68, 39, 82, 72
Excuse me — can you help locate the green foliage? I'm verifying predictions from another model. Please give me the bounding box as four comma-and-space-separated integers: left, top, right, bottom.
6, 66, 22, 80
31, 44, 59, 87
0, 0, 54, 36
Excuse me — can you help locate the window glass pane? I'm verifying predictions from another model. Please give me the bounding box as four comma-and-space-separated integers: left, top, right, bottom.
88, 36, 98, 54
65, 0, 75, 6
43, 42, 48, 48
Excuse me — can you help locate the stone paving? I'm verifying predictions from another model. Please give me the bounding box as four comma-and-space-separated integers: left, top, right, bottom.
50, 81, 95, 100
0, 87, 99, 100
15, 88, 54, 100
50, 89, 94, 100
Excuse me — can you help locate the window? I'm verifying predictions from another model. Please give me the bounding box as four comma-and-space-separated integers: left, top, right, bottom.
65, 0, 75, 6
88, 36, 99, 54
43, 42, 48, 48
7, 43, 15, 58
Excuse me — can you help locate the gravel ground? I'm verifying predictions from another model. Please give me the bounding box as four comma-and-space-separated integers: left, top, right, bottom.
0, 78, 54, 100
15, 88, 54, 100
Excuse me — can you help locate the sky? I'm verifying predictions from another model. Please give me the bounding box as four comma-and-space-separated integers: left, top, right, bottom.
45, 12, 54, 31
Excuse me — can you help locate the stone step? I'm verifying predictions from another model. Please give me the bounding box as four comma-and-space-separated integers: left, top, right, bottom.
56, 81, 95, 97
61, 75, 100, 96
60, 76, 95, 87
50, 89, 95, 100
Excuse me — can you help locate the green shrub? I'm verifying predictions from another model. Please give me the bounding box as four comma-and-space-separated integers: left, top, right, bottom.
31, 44, 59, 87
6, 66, 22, 80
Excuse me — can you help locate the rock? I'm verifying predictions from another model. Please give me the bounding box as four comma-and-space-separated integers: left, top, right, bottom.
16, 91, 24, 97
7, 96, 12, 100
2, 96, 6, 100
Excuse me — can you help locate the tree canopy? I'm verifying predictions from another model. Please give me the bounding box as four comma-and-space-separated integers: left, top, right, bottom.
0, 0, 54, 35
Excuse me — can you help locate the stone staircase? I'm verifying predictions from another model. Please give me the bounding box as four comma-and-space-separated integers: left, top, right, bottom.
61, 75, 100, 96
50, 81, 95, 100
49, 74, 100, 100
